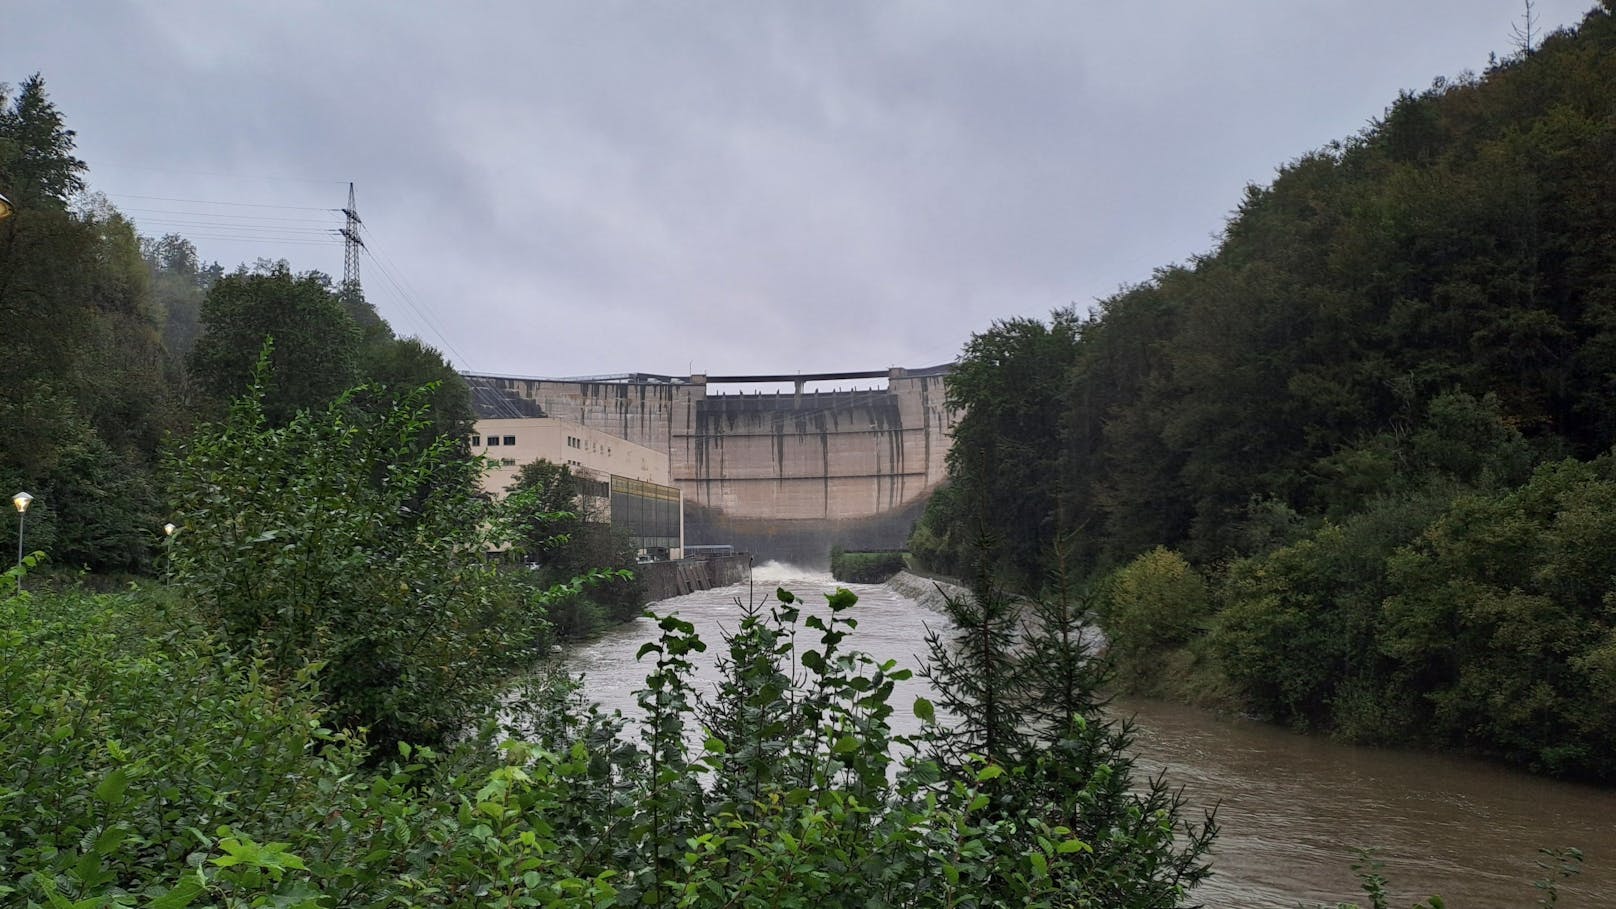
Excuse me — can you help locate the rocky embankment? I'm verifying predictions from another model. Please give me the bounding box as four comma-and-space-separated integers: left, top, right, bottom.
881, 570, 969, 615
881, 570, 1108, 651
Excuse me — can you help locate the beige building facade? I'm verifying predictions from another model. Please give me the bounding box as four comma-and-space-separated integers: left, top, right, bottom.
473, 416, 683, 559
474, 417, 672, 494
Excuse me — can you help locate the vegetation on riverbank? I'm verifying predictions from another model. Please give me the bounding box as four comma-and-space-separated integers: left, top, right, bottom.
1, 395, 1215, 904
910, 4, 1616, 781
828, 545, 908, 583
3, 10, 1605, 903
506, 457, 648, 639
2, 324, 1214, 902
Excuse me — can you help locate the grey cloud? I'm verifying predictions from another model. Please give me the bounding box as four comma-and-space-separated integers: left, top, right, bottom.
10, 0, 1600, 378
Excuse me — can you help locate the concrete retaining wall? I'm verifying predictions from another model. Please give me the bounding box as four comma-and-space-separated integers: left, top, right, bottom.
640, 554, 751, 603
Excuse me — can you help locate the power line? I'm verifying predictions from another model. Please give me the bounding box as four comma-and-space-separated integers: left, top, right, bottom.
355, 233, 529, 421
120, 206, 339, 224
92, 163, 348, 184
172, 235, 338, 246
133, 218, 336, 234
104, 191, 336, 211
359, 230, 467, 359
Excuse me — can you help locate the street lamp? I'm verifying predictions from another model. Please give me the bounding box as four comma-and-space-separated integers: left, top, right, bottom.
12, 491, 33, 591
163, 522, 177, 585
0, 192, 14, 221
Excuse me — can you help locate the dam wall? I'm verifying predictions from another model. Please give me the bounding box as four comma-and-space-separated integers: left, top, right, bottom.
672, 369, 953, 526
464, 366, 956, 560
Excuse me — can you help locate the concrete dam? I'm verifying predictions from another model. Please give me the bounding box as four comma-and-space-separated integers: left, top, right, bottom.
465, 366, 956, 565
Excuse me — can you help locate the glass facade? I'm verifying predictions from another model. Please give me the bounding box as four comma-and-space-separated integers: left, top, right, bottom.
610, 475, 681, 555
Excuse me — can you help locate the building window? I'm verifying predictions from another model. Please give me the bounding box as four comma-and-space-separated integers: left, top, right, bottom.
503, 435, 516, 445
470, 435, 481, 446
488, 437, 500, 446
501, 458, 517, 466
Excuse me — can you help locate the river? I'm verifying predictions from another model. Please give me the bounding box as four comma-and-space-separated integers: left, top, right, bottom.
563, 564, 1616, 908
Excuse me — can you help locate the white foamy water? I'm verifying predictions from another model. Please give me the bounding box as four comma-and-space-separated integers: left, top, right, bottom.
564, 564, 945, 740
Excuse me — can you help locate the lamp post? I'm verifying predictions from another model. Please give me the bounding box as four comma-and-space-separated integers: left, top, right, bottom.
163, 522, 177, 585
12, 491, 33, 591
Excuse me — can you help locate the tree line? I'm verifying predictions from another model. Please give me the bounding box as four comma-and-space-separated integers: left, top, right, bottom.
911, 3, 1616, 781
0, 73, 473, 578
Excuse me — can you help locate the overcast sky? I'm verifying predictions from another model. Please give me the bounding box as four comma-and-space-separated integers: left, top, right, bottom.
10, 1, 1601, 379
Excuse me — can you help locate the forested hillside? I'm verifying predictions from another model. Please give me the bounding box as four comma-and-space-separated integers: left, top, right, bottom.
912, 3, 1616, 779
0, 74, 472, 575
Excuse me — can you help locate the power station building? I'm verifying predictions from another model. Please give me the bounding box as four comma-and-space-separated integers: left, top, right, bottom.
471, 415, 684, 560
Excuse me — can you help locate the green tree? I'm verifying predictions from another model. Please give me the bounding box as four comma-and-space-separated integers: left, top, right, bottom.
1380, 457, 1616, 779
507, 457, 580, 556
361, 335, 475, 442
934, 311, 1080, 583
166, 363, 541, 753
0, 77, 174, 573
506, 458, 645, 631
921, 543, 1217, 905
1099, 547, 1211, 689
141, 232, 215, 359
188, 263, 361, 423
0, 74, 85, 208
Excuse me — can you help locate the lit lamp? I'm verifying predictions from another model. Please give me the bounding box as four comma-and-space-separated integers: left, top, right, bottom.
162, 522, 177, 585
0, 192, 13, 221
12, 491, 33, 591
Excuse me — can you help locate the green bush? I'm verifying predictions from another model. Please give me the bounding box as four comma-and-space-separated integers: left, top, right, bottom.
1097, 547, 1210, 687
0, 568, 1223, 908
165, 365, 547, 754
829, 546, 908, 583
1380, 458, 1616, 778
1211, 490, 1445, 734
0, 581, 378, 906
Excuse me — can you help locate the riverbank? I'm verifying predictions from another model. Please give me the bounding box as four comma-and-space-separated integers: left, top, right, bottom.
594, 569, 1610, 907
882, 569, 968, 615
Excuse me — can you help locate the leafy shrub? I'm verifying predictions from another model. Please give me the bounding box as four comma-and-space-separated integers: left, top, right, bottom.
1380, 458, 1616, 779
0, 581, 376, 906
1098, 547, 1210, 686
0, 571, 1221, 908
165, 363, 546, 753
829, 545, 908, 583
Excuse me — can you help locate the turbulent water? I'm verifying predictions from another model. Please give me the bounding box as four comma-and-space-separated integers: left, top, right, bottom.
564, 563, 1616, 908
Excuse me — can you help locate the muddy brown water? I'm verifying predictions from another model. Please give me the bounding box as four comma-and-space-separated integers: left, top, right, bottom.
563, 565, 1616, 908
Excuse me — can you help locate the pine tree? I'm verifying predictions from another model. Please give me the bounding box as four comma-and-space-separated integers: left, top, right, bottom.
0, 74, 86, 207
